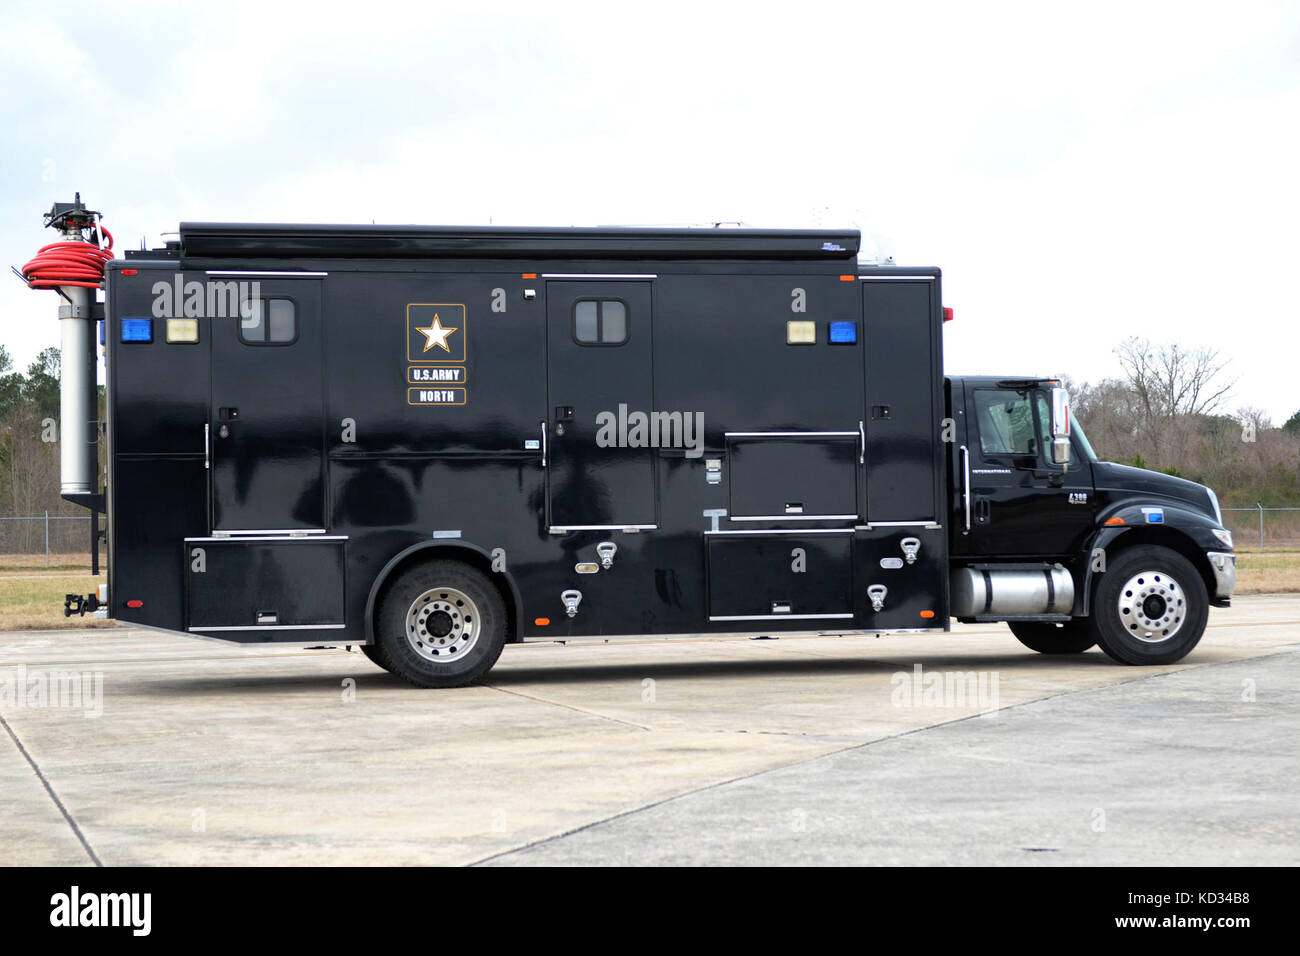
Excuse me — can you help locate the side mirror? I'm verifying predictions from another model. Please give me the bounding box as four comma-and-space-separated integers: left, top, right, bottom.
1049, 386, 1071, 468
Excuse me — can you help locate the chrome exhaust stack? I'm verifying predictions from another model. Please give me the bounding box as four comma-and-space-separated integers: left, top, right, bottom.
58, 285, 98, 496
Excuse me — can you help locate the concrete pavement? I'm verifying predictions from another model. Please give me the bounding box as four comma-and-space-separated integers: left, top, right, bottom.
1, 595, 1297, 865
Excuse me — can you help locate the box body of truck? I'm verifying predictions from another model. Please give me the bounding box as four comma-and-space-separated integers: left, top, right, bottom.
103, 224, 950, 652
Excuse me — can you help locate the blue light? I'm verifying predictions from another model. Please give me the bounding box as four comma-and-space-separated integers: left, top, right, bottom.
120, 318, 153, 343
829, 321, 857, 344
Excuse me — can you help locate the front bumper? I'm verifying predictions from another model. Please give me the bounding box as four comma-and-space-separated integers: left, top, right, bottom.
1207, 551, 1236, 601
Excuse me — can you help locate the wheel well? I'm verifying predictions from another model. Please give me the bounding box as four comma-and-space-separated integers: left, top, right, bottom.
366, 543, 521, 645
1099, 527, 1215, 601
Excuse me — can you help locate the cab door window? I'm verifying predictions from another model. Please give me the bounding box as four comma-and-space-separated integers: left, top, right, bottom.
973, 389, 1038, 462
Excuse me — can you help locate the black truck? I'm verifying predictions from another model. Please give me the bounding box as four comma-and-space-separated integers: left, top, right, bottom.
31, 201, 1237, 687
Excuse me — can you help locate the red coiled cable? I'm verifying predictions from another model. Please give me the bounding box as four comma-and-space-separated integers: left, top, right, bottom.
21, 227, 114, 289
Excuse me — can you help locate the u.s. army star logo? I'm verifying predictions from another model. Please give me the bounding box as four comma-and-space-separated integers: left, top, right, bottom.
416, 316, 457, 353
407, 303, 466, 364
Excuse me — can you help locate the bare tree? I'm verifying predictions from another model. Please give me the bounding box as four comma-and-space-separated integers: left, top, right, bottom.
1113, 338, 1234, 457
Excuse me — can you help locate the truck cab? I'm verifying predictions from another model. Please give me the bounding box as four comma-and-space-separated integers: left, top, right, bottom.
946, 375, 1236, 663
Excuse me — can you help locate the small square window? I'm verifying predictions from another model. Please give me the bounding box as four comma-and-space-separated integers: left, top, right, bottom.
239, 297, 297, 345
573, 299, 629, 346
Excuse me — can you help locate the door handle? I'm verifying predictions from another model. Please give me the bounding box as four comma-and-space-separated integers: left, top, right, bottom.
539, 421, 547, 468
960, 445, 971, 532
974, 498, 991, 524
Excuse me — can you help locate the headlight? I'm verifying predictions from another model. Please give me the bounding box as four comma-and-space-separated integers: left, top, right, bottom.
1211, 527, 1234, 549
1206, 487, 1223, 525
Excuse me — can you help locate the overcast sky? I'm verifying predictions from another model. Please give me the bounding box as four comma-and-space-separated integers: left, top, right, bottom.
3, 1, 1298, 421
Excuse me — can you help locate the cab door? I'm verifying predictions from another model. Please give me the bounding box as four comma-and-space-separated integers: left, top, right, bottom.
955, 385, 1094, 559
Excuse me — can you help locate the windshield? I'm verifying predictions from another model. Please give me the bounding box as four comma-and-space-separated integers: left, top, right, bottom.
1071, 413, 1098, 462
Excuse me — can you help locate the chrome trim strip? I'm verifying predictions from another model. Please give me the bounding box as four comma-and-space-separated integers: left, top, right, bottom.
542, 273, 657, 279
204, 270, 328, 277
209, 528, 329, 536
730, 514, 858, 522
548, 524, 657, 533
725, 431, 858, 438
961, 444, 971, 533
864, 521, 941, 529
858, 276, 936, 281
189, 624, 346, 632
184, 535, 348, 543
706, 528, 854, 536
709, 613, 854, 622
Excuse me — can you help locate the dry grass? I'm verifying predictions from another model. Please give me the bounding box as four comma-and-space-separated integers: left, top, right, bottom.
0, 552, 105, 572
1233, 550, 1300, 594
0, 571, 112, 630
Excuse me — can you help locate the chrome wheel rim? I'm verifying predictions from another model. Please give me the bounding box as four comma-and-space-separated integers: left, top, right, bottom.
1116, 570, 1185, 643
405, 586, 479, 662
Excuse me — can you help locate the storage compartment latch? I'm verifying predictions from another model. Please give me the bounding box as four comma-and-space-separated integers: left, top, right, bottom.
867, 584, 888, 613
596, 541, 617, 570
900, 537, 921, 565
561, 589, 583, 618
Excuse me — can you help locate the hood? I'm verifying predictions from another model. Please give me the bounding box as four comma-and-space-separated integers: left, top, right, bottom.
1091, 461, 1216, 518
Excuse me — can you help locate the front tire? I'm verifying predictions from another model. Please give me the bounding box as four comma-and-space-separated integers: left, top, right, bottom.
1089, 545, 1208, 665
1009, 620, 1096, 655
375, 560, 507, 687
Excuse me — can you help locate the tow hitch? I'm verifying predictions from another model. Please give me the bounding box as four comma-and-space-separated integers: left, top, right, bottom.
64, 592, 102, 617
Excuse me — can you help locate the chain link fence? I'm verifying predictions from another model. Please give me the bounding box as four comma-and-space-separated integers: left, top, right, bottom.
1222, 507, 1300, 551
1, 506, 1296, 567
0, 514, 105, 567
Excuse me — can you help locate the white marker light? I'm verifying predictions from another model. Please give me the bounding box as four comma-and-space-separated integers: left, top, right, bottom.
786, 320, 816, 345
166, 318, 199, 343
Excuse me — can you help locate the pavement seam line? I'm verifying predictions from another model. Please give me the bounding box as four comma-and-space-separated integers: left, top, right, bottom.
0, 710, 103, 867
483, 684, 653, 731
466, 642, 1300, 866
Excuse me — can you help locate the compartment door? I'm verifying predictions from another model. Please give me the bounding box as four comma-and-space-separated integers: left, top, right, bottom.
186, 536, 346, 632
706, 532, 854, 621
545, 281, 656, 531
862, 278, 939, 522
727, 434, 860, 521
210, 279, 325, 532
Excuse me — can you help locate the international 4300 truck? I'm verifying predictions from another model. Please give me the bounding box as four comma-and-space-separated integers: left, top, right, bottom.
24, 196, 1235, 686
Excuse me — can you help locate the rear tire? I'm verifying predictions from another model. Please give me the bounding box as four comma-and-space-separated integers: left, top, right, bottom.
1009, 620, 1096, 655
375, 560, 507, 688
359, 642, 390, 671
1089, 545, 1208, 665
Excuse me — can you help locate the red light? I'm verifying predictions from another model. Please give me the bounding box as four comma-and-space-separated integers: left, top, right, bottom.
126, 600, 143, 608
121, 268, 138, 276
942, 307, 954, 322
